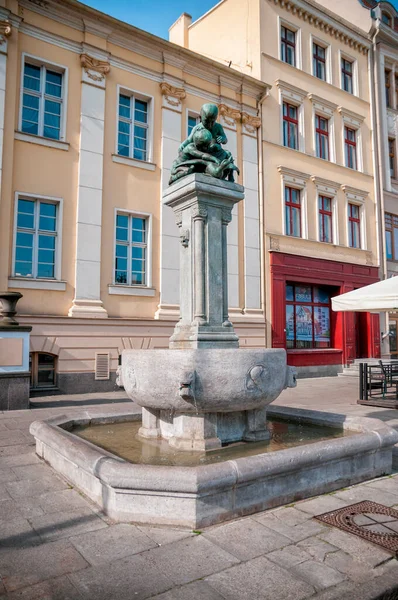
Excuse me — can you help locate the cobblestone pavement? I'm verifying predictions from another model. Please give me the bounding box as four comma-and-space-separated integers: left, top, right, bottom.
0, 379, 397, 599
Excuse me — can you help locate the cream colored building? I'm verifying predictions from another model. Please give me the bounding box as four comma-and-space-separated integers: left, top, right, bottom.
0, 0, 267, 394
173, 0, 382, 376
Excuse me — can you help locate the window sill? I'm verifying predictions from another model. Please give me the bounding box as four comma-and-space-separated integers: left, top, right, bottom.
8, 278, 67, 291
15, 131, 69, 151
108, 285, 155, 297
112, 154, 156, 171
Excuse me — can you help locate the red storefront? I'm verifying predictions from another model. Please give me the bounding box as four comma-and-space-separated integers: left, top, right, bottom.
270, 252, 381, 374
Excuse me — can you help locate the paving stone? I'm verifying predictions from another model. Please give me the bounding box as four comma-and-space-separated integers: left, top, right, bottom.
3, 420, 34, 431
0, 469, 19, 484
70, 523, 158, 565
0, 445, 35, 458
270, 506, 312, 526
0, 431, 30, 446
289, 559, 347, 590
0, 575, 84, 599
0, 500, 24, 523
15, 489, 92, 520
324, 550, 381, 583
12, 465, 51, 481
0, 454, 40, 469
266, 544, 312, 568
366, 477, 398, 497
0, 518, 41, 550
150, 581, 226, 600
318, 527, 392, 567
295, 495, 348, 516
0, 485, 10, 501
296, 536, 340, 562
69, 553, 173, 600
142, 535, 240, 586
253, 511, 327, 542
136, 526, 194, 547
28, 507, 108, 543
206, 555, 315, 600
6, 475, 68, 500
203, 517, 291, 561
0, 540, 89, 592
333, 484, 398, 507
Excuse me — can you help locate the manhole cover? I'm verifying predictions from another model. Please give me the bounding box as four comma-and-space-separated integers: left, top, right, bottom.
315, 500, 398, 556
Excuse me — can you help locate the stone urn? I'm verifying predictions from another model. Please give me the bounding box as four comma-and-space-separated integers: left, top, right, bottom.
0, 292, 23, 326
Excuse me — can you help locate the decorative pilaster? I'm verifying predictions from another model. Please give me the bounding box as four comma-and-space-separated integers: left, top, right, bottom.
164, 174, 243, 349
0, 18, 11, 215
218, 103, 241, 310
242, 111, 262, 317
68, 51, 110, 318
155, 81, 186, 320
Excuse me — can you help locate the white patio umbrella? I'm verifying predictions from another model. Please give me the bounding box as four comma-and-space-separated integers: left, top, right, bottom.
332, 277, 398, 312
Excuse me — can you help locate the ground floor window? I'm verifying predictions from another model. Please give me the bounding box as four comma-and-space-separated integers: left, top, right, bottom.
29, 352, 57, 389
286, 284, 332, 349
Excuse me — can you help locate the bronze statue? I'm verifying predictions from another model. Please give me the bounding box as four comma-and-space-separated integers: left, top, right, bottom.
169, 103, 240, 185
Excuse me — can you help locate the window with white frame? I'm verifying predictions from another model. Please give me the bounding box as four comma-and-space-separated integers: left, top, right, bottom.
115, 212, 149, 285
278, 166, 309, 239
315, 115, 330, 160
348, 203, 361, 248
14, 197, 59, 279
341, 57, 354, 94
187, 113, 200, 137
277, 81, 306, 153
117, 92, 150, 161
318, 195, 333, 243
344, 126, 357, 170
284, 186, 301, 237
281, 25, 296, 66
21, 59, 65, 140
313, 43, 327, 81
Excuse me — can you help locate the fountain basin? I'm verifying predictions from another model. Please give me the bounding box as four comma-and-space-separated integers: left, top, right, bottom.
30, 406, 398, 528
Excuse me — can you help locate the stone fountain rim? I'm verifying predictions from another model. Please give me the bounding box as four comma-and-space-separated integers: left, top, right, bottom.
30, 406, 398, 495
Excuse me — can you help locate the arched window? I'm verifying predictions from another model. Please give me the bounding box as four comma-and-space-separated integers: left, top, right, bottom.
382, 11, 392, 27
29, 352, 57, 389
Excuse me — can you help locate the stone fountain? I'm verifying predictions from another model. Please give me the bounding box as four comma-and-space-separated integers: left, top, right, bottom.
29, 104, 398, 528
122, 171, 296, 451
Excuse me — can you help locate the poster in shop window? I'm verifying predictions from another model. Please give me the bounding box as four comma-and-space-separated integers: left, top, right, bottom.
296, 305, 313, 341
286, 305, 294, 341
314, 306, 330, 342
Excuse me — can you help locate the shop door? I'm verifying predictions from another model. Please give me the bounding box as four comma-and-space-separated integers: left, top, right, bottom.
355, 312, 369, 359
389, 318, 398, 358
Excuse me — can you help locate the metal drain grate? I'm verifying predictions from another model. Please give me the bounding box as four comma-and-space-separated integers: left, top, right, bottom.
315, 500, 398, 556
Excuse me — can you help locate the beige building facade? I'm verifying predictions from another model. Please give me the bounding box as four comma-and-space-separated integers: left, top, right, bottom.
175, 0, 381, 376
0, 0, 267, 394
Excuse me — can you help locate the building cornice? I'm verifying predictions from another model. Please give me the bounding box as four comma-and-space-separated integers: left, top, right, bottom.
311, 176, 340, 193
268, 0, 370, 55
276, 79, 308, 102
338, 106, 365, 126
277, 165, 311, 182
341, 184, 369, 199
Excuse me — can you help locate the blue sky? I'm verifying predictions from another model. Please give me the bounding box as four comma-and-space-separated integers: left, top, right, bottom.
80, 0, 398, 40
79, 0, 220, 39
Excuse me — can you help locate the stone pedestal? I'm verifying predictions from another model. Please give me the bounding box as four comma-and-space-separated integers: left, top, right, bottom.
163, 174, 244, 349
0, 292, 32, 410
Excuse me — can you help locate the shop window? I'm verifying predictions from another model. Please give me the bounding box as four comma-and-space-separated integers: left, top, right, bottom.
115, 212, 149, 286
344, 127, 357, 170
318, 195, 333, 243
313, 43, 326, 81
117, 92, 150, 161
13, 197, 58, 279
187, 113, 200, 137
341, 58, 353, 94
385, 213, 398, 260
283, 102, 298, 149
284, 187, 301, 237
281, 25, 296, 66
285, 284, 331, 349
348, 203, 361, 248
385, 69, 392, 108
30, 352, 57, 389
315, 115, 329, 160
20, 59, 65, 140
389, 138, 396, 178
